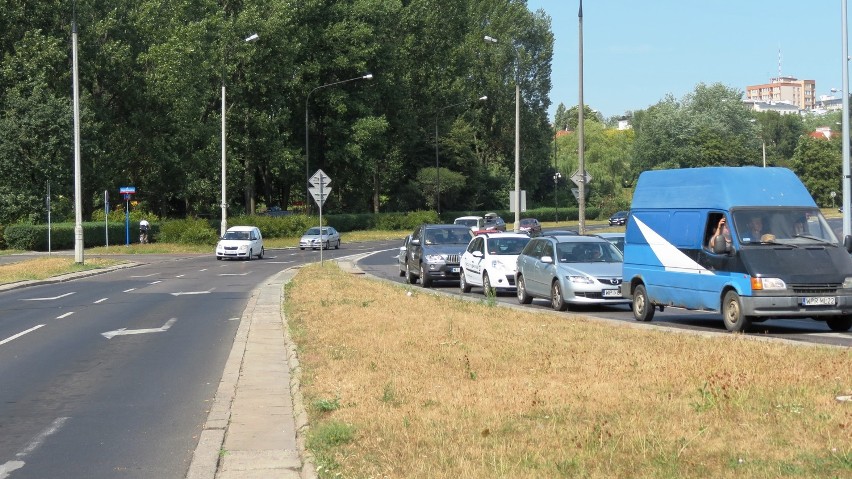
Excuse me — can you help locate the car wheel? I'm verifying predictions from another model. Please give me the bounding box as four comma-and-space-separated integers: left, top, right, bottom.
247, 249, 253, 261
722, 290, 751, 332
483, 273, 495, 297
460, 270, 472, 293
399, 260, 406, 277
516, 275, 532, 304
335, 239, 340, 249
258, 247, 264, 259
632, 284, 655, 321
406, 263, 417, 285
216, 256, 222, 261
420, 264, 432, 288
551, 280, 569, 311
300, 247, 305, 250
826, 316, 852, 331
324, 240, 329, 250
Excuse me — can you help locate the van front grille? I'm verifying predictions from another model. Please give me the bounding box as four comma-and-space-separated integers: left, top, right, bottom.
789, 283, 840, 295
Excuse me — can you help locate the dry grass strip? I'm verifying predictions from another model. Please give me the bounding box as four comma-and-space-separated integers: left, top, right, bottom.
0, 256, 125, 284
285, 263, 851, 479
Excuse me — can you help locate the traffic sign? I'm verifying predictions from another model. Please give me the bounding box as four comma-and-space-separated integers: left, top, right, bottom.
309, 169, 332, 188
308, 185, 332, 206
570, 169, 592, 187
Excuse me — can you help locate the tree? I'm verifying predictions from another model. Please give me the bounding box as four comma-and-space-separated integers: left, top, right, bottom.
791, 135, 841, 207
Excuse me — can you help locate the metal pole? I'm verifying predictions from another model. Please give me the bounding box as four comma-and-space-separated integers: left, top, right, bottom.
72, 4, 83, 264
843, 0, 851, 237
435, 113, 440, 214
221, 82, 227, 236
577, 0, 586, 235
514, 81, 521, 232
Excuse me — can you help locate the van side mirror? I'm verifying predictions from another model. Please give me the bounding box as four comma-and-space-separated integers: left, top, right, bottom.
845, 235, 852, 253
711, 235, 731, 255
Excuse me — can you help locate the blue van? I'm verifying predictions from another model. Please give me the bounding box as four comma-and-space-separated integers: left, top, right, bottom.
621, 167, 852, 332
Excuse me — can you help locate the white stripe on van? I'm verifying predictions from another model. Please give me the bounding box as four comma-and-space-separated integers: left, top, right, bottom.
634, 217, 713, 275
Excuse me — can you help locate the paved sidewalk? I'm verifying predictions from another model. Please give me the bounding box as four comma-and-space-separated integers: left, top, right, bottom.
186, 267, 316, 479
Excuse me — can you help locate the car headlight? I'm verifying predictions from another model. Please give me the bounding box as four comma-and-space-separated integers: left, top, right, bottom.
425, 254, 447, 264
238, 245, 248, 252
750, 277, 786, 290
568, 275, 595, 285
843, 277, 852, 289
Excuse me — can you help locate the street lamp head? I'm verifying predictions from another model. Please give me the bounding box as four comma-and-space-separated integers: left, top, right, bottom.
244, 33, 259, 42
363, 73, 374, 80
484, 35, 498, 44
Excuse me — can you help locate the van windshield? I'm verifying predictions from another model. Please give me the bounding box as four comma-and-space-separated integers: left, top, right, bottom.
731, 208, 838, 245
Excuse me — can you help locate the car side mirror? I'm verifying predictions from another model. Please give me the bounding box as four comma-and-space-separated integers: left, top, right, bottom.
411, 238, 421, 246
711, 235, 731, 255
845, 235, 852, 253
472, 251, 483, 258
540, 255, 554, 264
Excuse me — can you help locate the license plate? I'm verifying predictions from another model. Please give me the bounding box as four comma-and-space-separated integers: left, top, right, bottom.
451, 267, 460, 273
802, 296, 835, 306
602, 289, 621, 298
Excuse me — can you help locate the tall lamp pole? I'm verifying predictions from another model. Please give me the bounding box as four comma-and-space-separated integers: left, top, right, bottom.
72, 0, 83, 263
434, 95, 487, 214
305, 73, 373, 213
842, 0, 851, 238
577, 0, 586, 234
484, 35, 521, 232
221, 33, 259, 236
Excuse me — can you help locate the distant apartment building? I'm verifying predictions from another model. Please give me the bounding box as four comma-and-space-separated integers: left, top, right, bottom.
745, 76, 816, 111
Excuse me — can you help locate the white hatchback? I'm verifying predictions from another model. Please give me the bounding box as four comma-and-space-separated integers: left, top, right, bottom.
459, 232, 531, 296
216, 226, 264, 260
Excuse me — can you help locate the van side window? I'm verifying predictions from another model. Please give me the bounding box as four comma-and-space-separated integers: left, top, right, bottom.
705, 213, 725, 250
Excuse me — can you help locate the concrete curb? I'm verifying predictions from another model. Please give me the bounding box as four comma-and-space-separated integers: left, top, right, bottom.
0, 262, 140, 292
186, 266, 318, 479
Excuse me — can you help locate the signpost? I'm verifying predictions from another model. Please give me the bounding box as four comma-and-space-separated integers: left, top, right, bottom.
308, 170, 332, 264
120, 186, 136, 246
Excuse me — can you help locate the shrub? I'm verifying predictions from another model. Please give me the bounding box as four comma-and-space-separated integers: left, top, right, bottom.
158, 219, 218, 245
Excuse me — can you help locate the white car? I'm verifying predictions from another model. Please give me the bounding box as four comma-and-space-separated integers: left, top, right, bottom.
216, 226, 264, 260
299, 226, 341, 250
453, 215, 485, 232
460, 232, 531, 296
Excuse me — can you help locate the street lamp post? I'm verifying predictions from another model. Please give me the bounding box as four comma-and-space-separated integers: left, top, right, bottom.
221, 33, 259, 236
484, 35, 521, 232
434, 95, 487, 214
305, 73, 373, 213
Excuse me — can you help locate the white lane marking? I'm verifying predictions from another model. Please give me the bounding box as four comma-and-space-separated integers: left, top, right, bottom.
199, 269, 208, 272
21, 292, 75, 301
56, 312, 74, 319
0, 416, 69, 478
101, 318, 177, 339
0, 325, 45, 346
170, 290, 212, 296
130, 273, 157, 278
228, 317, 239, 321
219, 273, 250, 276
123, 288, 136, 293
16, 417, 69, 457
93, 298, 108, 304
149, 280, 162, 285
176, 274, 185, 278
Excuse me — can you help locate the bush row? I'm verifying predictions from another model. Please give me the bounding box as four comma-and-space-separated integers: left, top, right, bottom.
1, 207, 608, 251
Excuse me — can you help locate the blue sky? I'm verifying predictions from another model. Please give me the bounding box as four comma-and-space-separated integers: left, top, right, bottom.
526, 0, 849, 121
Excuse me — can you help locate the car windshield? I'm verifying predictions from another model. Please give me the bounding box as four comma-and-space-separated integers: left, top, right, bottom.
486, 237, 530, 255
224, 231, 251, 240
555, 241, 623, 263
731, 207, 837, 244
424, 228, 472, 245
306, 227, 329, 235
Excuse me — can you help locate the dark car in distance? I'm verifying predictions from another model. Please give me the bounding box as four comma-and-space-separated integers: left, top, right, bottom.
608, 211, 628, 226
518, 218, 542, 237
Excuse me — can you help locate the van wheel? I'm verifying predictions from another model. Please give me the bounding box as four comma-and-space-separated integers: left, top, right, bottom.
551, 280, 569, 311
460, 271, 471, 293
632, 285, 655, 322
722, 291, 751, 332
247, 249, 253, 261
258, 247, 264, 259
826, 316, 852, 331
517, 275, 532, 304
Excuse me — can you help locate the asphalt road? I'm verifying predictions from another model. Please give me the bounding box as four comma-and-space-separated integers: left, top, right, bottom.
0, 242, 397, 479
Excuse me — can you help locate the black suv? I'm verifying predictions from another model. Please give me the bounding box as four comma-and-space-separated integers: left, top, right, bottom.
404, 224, 473, 287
